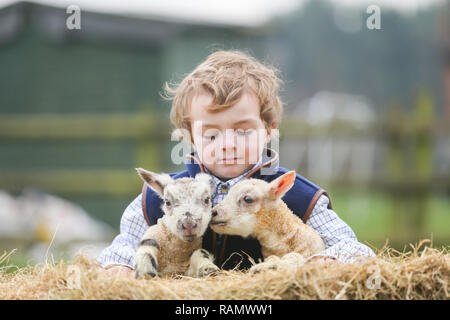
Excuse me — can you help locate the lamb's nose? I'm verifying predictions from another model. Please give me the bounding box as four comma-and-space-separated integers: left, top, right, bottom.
182, 220, 197, 230
211, 210, 218, 217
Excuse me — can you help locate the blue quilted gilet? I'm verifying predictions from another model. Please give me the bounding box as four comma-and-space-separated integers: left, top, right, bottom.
141, 149, 331, 270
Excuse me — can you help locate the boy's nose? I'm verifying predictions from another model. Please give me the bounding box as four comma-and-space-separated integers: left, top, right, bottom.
221, 130, 237, 150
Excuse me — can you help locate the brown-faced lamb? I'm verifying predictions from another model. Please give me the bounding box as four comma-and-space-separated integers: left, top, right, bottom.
134, 168, 220, 278
209, 171, 325, 273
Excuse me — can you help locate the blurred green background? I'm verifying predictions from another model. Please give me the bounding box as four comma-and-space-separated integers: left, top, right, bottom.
0, 0, 449, 266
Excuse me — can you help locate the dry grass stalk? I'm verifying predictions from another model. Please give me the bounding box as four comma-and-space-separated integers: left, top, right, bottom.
0, 241, 448, 300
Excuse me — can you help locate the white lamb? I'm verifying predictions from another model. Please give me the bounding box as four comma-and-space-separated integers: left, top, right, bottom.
209, 171, 326, 273
134, 168, 220, 278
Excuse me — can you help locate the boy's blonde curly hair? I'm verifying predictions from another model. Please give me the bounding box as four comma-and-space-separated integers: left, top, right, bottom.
163, 50, 283, 142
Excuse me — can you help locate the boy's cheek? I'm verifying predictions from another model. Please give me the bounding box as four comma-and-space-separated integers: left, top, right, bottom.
191, 135, 213, 160
245, 145, 262, 164
245, 134, 267, 164
193, 134, 265, 166
195, 142, 216, 166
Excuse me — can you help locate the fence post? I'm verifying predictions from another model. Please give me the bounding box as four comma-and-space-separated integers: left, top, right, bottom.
386, 104, 408, 243
386, 92, 434, 246
410, 90, 434, 238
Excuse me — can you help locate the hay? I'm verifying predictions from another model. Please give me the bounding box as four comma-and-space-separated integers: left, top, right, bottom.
0, 241, 448, 300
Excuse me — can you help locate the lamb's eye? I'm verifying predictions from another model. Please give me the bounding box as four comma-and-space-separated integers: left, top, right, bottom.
204, 197, 210, 205
243, 196, 254, 204
164, 200, 172, 206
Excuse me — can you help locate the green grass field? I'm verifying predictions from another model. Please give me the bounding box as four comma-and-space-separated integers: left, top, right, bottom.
330, 189, 450, 251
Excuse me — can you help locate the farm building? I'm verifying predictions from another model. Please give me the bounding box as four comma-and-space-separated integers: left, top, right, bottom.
0, 1, 269, 228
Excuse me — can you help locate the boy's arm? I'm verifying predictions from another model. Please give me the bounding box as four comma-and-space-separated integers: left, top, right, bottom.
305, 195, 376, 264
96, 194, 149, 269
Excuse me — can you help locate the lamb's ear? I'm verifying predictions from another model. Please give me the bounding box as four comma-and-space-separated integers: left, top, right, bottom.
136, 168, 173, 197
195, 173, 215, 194
268, 171, 296, 199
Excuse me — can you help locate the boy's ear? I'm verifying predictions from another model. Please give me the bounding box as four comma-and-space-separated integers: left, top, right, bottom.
264, 129, 271, 144
268, 171, 296, 199
136, 168, 173, 197
171, 128, 192, 144
264, 122, 277, 144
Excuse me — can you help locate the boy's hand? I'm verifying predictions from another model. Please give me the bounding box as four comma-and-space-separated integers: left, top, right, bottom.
98, 265, 134, 277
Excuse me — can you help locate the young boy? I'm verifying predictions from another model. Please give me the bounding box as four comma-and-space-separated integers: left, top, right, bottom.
97, 50, 375, 276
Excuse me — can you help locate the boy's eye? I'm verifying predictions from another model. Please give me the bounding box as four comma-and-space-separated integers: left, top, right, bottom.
204, 135, 216, 141
202, 131, 219, 141
235, 128, 253, 136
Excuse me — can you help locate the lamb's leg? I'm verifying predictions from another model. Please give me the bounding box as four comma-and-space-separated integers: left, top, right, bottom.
186, 249, 220, 278
248, 255, 280, 274
134, 239, 160, 278
280, 252, 306, 269
249, 252, 306, 274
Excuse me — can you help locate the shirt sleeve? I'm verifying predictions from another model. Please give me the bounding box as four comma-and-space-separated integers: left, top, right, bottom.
306, 194, 376, 264
96, 194, 149, 269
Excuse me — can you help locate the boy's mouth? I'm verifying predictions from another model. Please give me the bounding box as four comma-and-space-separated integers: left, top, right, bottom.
218, 157, 242, 164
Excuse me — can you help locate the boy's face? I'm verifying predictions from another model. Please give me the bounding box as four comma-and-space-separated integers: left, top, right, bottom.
190, 90, 270, 181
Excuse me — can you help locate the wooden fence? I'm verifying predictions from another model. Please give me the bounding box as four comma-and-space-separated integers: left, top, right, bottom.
0, 104, 448, 246
0, 111, 170, 196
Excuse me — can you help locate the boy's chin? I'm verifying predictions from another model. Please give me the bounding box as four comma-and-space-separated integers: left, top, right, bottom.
210, 164, 254, 180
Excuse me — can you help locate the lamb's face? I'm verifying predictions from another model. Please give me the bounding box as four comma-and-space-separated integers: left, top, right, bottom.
210, 171, 297, 238
210, 179, 268, 237
136, 168, 214, 242
162, 176, 214, 241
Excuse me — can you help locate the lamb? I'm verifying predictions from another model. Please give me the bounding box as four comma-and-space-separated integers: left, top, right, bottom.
209, 171, 325, 273
134, 168, 220, 278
